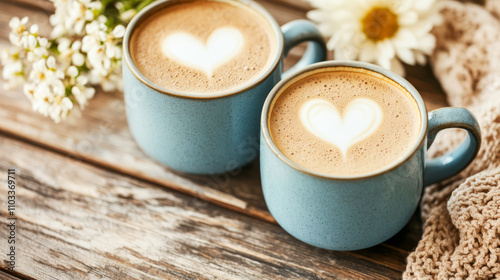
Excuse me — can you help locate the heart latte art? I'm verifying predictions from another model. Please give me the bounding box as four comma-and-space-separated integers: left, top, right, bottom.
269, 70, 420, 176
130, 0, 275, 94
300, 98, 383, 155
162, 27, 244, 75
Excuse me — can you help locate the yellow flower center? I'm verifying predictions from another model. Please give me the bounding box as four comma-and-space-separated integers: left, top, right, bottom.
15, 26, 26, 34
362, 7, 399, 41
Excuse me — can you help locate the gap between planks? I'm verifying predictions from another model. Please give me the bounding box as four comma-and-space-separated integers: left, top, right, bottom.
0, 0, 310, 226
0, 135, 409, 279
6, 0, 312, 13
0, 0, 436, 262
1, 0, 431, 252
0, 0, 278, 224
0, 129, 276, 224
0, 268, 36, 280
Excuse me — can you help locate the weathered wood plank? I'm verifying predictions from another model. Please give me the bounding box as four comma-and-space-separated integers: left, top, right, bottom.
0, 270, 23, 280
6, 0, 54, 12
0, 1, 438, 278
260, 0, 448, 111
0, 134, 410, 280
266, 0, 313, 12
9, 0, 314, 14
0, 0, 447, 226
3, 0, 449, 110
0, 1, 52, 40
0, 0, 277, 223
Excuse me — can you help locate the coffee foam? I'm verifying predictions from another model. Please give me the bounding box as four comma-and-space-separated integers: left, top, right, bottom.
269, 68, 421, 176
162, 27, 244, 76
300, 98, 383, 155
130, 0, 276, 95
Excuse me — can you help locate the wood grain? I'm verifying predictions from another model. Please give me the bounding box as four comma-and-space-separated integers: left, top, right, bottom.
267, 0, 313, 11
0, 0, 278, 223
0, 1, 449, 278
0, 0, 448, 227
0, 270, 24, 280
1, 135, 410, 280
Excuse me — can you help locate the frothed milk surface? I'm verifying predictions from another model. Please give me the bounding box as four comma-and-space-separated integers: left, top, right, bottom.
269, 68, 421, 176
130, 0, 276, 95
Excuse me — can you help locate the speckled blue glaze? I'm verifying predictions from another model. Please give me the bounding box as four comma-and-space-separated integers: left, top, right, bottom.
261, 138, 424, 250
260, 61, 481, 251
123, 64, 281, 174
122, 0, 327, 174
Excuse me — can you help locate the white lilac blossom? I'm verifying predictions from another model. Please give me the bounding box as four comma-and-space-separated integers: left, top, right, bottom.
82, 22, 125, 91
68, 66, 96, 109
1, 48, 24, 90
50, 0, 102, 38
116, 2, 138, 22
306, 0, 442, 76
57, 39, 85, 67
0, 0, 140, 123
8, 16, 29, 45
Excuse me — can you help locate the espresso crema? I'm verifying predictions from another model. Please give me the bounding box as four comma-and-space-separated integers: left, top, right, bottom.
269, 67, 421, 176
130, 0, 277, 95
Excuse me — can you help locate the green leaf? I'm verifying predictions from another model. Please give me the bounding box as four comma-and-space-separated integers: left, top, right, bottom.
65, 86, 72, 97
136, 0, 156, 11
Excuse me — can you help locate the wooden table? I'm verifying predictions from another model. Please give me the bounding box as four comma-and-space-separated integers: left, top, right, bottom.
0, 0, 448, 279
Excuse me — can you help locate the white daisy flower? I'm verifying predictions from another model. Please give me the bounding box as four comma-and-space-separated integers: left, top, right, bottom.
306, 0, 442, 76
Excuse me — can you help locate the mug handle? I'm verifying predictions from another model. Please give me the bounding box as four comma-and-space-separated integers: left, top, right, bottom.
281, 20, 327, 79
424, 108, 481, 186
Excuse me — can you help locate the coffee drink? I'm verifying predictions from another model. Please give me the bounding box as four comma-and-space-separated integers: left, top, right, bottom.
130, 0, 277, 95
269, 67, 421, 176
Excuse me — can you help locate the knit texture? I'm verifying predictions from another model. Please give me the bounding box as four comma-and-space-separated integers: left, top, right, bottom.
404, 1, 500, 279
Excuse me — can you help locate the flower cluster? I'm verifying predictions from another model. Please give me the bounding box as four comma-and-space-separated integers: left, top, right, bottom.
1, 0, 146, 123
306, 0, 442, 76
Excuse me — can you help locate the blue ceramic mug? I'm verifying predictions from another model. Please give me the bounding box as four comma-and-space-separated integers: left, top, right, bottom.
122, 0, 327, 174
260, 61, 481, 251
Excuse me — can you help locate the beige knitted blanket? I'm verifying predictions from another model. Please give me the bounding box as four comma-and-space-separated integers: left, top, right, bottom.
404, 0, 500, 279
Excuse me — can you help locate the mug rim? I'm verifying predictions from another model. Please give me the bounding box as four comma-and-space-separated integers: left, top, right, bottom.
260, 60, 429, 180
122, 0, 284, 100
